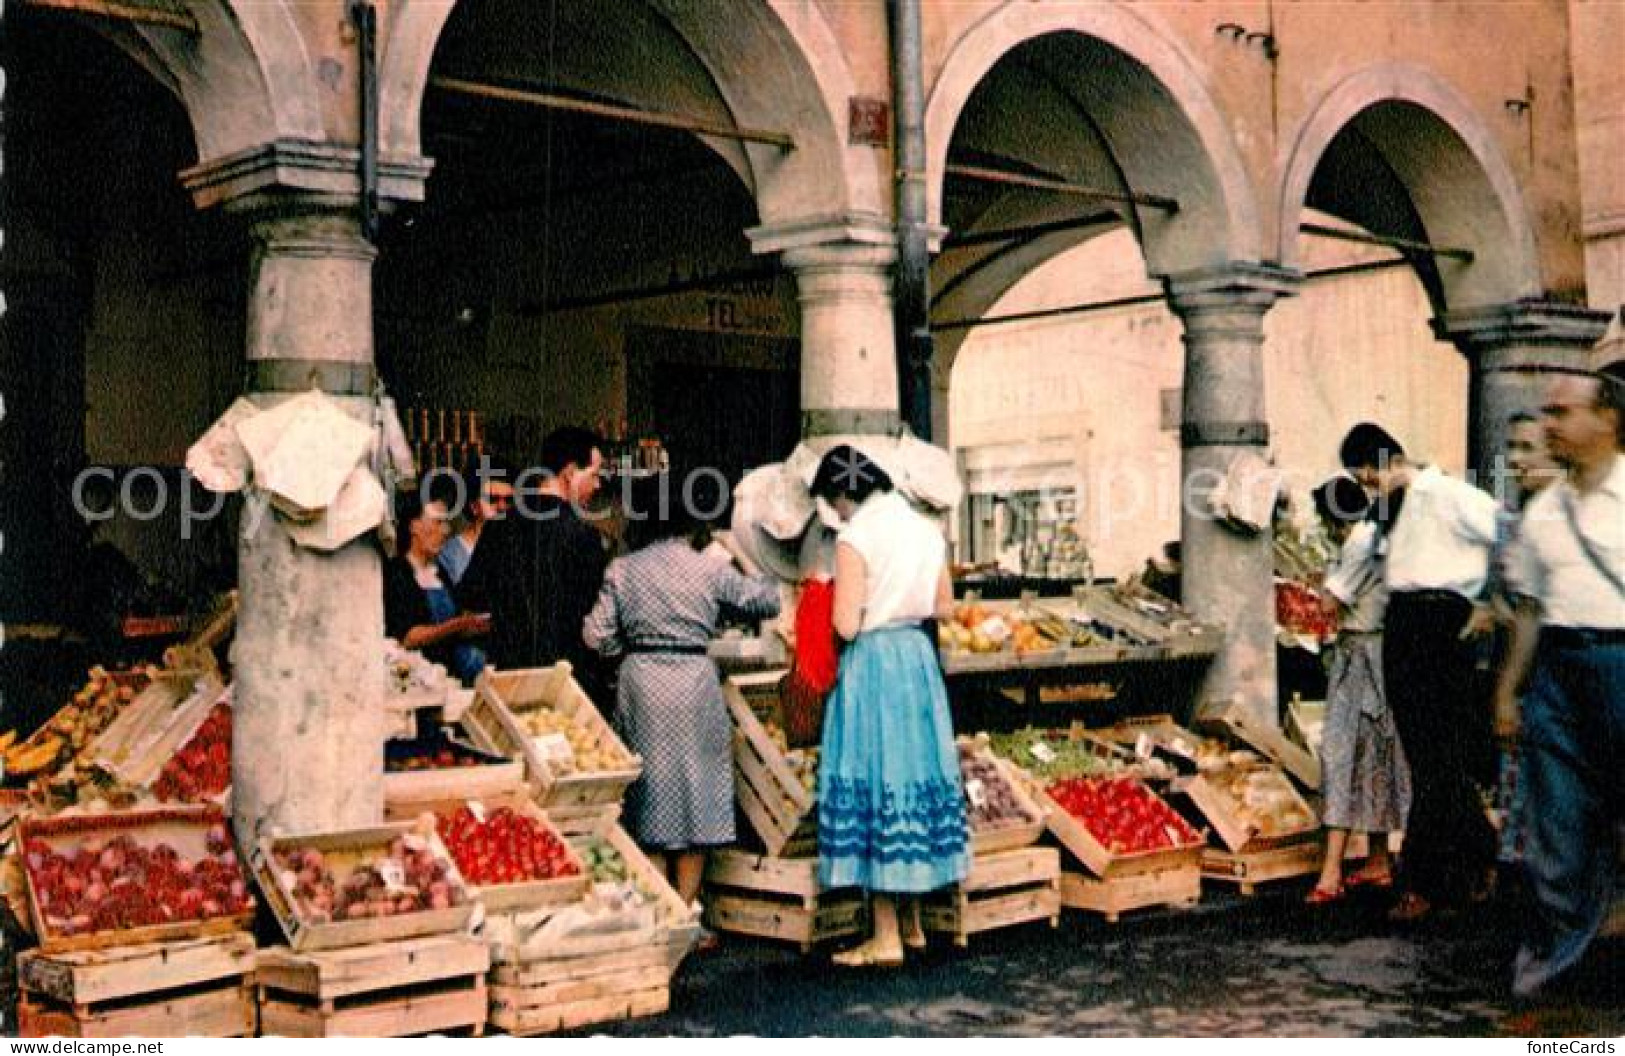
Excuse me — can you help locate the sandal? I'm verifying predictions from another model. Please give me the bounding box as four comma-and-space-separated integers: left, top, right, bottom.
1387, 892, 1433, 924
831, 941, 904, 969
1305, 884, 1346, 905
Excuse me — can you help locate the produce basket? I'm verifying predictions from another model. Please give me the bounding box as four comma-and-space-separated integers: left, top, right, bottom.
19, 805, 255, 954
957, 740, 1046, 856
1023, 773, 1206, 880
468, 666, 641, 808
383, 795, 587, 912
382, 725, 525, 807
1183, 763, 1320, 853
253, 823, 475, 953
722, 671, 817, 858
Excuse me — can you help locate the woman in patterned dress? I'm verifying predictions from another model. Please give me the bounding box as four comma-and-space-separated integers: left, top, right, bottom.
583, 471, 780, 906
811, 445, 969, 968
1309, 475, 1412, 903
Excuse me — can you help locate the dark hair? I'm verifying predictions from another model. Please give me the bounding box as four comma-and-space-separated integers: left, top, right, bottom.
1339, 422, 1405, 471
1597, 360, 1625, 445
1507, 410, 1539, 427
809, 444, 894, 504
539, 427, 602, 476
622, 468, 725, 552
1312, 476, 1370, 528
394, 486, 435, 530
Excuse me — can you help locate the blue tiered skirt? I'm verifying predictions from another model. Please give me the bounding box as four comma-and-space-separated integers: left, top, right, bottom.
817, 625, 969, 894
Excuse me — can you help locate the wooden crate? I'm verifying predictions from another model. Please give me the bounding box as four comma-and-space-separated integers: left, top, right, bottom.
1060, 863, 1202, 923
20, 806, 255, 954
91, 669, 225, 787
1198, 697, 1322, 790
19, 978, 256, 1038
704, 849, 865, 952
470, 665, 641, 808
1202, 837, 1325, 895
489, 981, 669, 1036
1025, 778, 1205, 880
487, 929, 678, 1037
963, 749, 1047, 856
382, 730, 526, 810
723, 671, 818, 859
921, 846, 1060, 947
19, 933, 256, 1007
257, 935, 489, 1038
1184, 763, 1320, 853
253, 823, 475, 953
381, 795, 589, 912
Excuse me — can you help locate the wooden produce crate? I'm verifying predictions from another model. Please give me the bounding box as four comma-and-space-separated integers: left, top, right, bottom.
921, 846, 1060, 947
257, 935, 489, 1038
90, 669, 225, 787
704, 849, 865, 953
253, 824, 475, 953
1059, 863, 1202, 923
723, 671, 817, 859
961, 747, 1047, 856
382, 795, 588, 913
1025, 777, 1205, 880
4, 669, 155, 783
20, 806, 255, 954
382, 728, 526, 810
1201, 837, 1325, 895
1092, 713, 1234, 775
469, 665, 641, 808
1184, 763, 1320, 854
486, 818, 695, 1037
1198, 696, 1321, 790
19, 932, 256, 1008
19, 977, 256, 1038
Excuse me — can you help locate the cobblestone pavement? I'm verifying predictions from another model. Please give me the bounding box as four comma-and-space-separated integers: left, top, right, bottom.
572, 888, 1624, 1038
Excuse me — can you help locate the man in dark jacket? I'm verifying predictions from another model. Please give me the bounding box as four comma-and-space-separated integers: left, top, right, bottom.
461, 427, 609, 706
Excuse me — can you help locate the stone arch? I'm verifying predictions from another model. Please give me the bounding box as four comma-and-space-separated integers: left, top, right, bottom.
377, 0, 879, 225
1277, 62, 1541, 308
81, 0, 323, 161
924, 1, 1263, 274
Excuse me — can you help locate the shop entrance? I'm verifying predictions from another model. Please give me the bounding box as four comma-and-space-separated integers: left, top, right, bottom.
628, 327, 799, 492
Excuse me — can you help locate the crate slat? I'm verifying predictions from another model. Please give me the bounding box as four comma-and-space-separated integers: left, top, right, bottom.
256, 936, 490, 1003
18, 980, 255, 1039
259, 978, 485, 1038
489, 985, 669, 1036
1183, 764, 1320, 854
1060, 865, 1201, 922
472, 666, 641, 808
921, 847, 1061, 947
19, 933, 255, 1007
723, 674, 817, 858
1201, 837, 1324, 894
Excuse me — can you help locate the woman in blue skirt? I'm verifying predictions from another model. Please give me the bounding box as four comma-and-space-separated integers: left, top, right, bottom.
810, 445, 968, 968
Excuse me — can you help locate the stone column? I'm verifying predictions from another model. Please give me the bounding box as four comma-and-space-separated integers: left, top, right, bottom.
229, 204, 387, 843
1165, 264, 1299, 728
182, 142, 431, 843
1433, 302, 1611, 492
748, 217, 901, 438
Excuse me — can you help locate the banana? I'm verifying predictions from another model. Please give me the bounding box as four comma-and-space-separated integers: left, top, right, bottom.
7, 737, 64, 777
0, 730, 16, 753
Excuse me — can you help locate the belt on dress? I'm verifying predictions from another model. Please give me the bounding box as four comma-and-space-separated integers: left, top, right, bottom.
625, 644, 710, 656
1541, 626, 1625, 649
1389, 589, 1470, 603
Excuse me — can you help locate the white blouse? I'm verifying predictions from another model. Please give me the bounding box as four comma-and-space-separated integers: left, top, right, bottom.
837, 491, 946, 632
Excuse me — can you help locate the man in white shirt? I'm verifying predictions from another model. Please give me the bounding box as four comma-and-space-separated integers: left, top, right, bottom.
1339, 422, 1501, 923
1496, 364, 1625, 999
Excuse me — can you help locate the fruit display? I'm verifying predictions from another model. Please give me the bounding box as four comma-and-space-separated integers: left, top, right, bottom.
957, 744, 1038, 832
1045, 776, 1204, 855
271, 833, 465, 923
1276, 580, 1337, 644
4, 668, 153, 781
985, 727, 1129, 782
152, 699, 231, 803
22, 817, 253, 939
938, 603, 1068, 656
434, 805, 580, 887
515, 707, 632, 775
567, 833, 663, 912
1206, 765, 1318, 840
1101, 719, 1238, 775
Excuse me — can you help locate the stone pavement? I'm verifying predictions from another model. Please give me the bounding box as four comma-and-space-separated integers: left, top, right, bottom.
571, 886, 1624, 1038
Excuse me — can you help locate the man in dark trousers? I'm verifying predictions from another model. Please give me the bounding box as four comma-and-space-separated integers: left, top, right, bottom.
1497, 363, 1624, 998
1339, 422, 1500, 923
461, 427, 609, 706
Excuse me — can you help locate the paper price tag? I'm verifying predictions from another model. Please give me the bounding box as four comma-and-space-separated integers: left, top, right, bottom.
1135, 733, 1155, 760
1030, 742, 1057, 764
466, 800, 487, 824
402, 833, 428, 853
378, 859, 408, 894
965, 778, 987, 809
